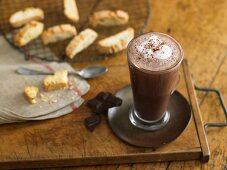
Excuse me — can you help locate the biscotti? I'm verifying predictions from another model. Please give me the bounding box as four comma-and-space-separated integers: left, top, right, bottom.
44, 70, 69, 91
66, 28, 98, 59
41, 24, 77, 45
9, 7, 44, 28
14, 21, 44, 47
24, 86, 39, 104
89, 10, 129, 27
97, 27, 134, 54
64, 0, 79, 23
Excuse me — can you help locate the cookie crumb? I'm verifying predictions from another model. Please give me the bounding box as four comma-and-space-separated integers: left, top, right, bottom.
40, 93, 48, 102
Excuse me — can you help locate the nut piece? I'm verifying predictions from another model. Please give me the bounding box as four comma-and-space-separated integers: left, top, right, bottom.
44, 70, 69, 91
97, 27, 134, 54
24, 86, 39, 104
66, 28, 98, 59
9, 7, 44, 28
41, 24, 77, 45
89, 10, 129, 27
64, 0, 79, 23
14, 21, 44, 47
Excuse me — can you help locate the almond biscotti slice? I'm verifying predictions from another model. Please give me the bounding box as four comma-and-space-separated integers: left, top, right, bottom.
66, 28, 98, 59
89, 10, 129, 27
97, 27, 134, 54
64, 0, 79, 23
24, 86, 39, 104
41, 24, 77, 45
14, 21, 44, 47
44, 70, 69, 91
9, 7, 44, 28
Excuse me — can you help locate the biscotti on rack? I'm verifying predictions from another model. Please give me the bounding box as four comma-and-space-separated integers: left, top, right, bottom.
66, 28, 98, 59
97, 27, 134, 54
89, 10, 129, 27
9, 7, 44, 28
64, 0, 79, 23
14, 21, 44, 47
41, 24, 77, 45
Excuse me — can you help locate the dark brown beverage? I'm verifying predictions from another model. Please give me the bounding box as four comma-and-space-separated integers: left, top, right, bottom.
127, 32, 183, 122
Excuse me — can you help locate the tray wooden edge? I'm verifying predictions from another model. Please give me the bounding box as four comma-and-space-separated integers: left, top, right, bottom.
182, 59, 210, 163
0, 148, 201, 169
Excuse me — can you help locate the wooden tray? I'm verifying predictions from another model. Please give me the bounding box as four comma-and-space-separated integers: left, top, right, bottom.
0, 60, 210, 169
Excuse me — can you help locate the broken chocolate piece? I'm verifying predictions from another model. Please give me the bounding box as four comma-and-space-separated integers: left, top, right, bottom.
84, 115, 101, 132
87, 92, 123, 113
98, 94, 122, 111
96, 92, 111, 101
87, 99, 104, 113
85, 92, 123, 131
87, 99, 108, 114
105, 95, 122, 107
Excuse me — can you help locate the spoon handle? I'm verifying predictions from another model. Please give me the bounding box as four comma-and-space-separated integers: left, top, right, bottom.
16, 67, 54, 75
16, 67, 80, 76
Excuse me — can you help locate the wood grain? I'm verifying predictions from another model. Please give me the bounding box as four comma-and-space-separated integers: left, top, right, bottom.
182, 61, 210, 163
0, 0, 227, 169
148, 0, 227, 170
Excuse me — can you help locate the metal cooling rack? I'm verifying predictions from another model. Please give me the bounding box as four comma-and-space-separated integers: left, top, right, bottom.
0, 0, 151, 63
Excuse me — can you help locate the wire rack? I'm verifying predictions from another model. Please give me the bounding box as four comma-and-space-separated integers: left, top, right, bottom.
0, 0, 150, 63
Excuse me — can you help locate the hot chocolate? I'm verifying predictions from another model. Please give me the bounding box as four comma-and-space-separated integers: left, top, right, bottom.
127, 32, 183, 122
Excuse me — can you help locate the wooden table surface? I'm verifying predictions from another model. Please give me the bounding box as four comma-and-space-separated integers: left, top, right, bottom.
71, 0, 227, 169
1, 0, 226, 169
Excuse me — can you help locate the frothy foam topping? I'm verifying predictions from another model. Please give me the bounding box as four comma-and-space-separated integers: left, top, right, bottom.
128, 32, 182, 71
137, 35, 173, 60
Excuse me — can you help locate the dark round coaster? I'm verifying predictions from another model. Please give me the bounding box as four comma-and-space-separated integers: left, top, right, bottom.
108, 85, 192, 148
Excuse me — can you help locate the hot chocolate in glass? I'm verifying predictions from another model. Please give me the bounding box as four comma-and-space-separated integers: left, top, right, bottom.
127, 32, 183, 131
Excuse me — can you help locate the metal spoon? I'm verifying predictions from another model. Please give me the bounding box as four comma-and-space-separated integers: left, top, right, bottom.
16, 66, 108, 79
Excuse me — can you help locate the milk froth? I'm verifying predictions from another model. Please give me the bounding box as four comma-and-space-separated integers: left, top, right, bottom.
128, 32, 183, 71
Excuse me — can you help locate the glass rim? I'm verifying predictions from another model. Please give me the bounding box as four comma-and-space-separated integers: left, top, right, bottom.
127, 32, 184, 74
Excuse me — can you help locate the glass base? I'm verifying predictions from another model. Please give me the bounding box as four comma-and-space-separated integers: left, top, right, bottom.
129, 106, 170, 131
